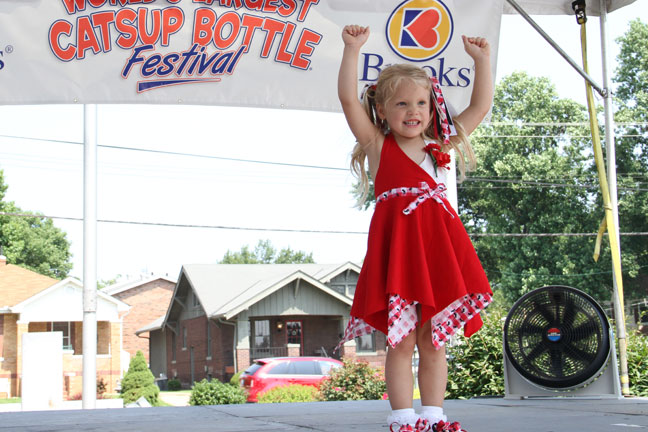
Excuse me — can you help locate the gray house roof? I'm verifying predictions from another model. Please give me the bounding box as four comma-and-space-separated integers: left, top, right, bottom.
138, 262, 360, 334
136, 315, 164, 335
184, 262, 358, 320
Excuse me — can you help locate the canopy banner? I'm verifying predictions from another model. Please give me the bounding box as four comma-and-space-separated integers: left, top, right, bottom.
0, 0, 502, 112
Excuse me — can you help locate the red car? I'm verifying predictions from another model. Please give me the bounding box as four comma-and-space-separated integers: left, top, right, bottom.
239, 356, 343, 402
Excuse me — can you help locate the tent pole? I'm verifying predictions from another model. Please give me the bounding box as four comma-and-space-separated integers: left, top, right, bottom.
82, 104, 98, 409
505, 0, 605, 96
599, 0, 629, 397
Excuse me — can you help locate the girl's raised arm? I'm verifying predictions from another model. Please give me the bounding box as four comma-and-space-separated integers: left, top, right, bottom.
338, 25, 382, 151
453, 36, 494, 136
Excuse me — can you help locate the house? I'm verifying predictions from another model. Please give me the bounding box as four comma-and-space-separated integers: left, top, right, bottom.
138, 262, 387, 386
0, 255, 129, 399
102, 275, 175, 366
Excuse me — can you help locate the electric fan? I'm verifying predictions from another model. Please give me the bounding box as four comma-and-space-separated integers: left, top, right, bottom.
503, 285, 622, 399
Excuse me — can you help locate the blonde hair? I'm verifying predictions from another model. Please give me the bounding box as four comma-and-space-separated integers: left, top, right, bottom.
350, 64, 476, 206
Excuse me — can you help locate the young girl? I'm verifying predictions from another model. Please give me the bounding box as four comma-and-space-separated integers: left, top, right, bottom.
337, 25, 494, 432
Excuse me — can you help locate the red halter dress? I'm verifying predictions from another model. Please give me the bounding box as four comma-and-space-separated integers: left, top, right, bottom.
339, 134, 492, 350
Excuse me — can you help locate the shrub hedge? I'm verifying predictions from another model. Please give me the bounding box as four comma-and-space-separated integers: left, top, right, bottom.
189, 379, 246, 406
445, 302, 506, 399
625, 328, 648, 397
167, 378, 181, 391
318, 358, 386, 401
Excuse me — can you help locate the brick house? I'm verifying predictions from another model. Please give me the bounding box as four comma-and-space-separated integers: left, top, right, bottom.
139, 262, 387, 386
0, 256, 129, 398
102, 275, 175, 366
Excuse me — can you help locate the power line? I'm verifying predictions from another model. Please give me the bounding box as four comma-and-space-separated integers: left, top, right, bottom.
2, 132, 647, 178
2, 133, 647, 192
2, 211, 647, 237
476, 134, 645, 139
459, 185, 648, 191
469, 172, 648, 179
0, 134, 348, 172
488, 265, 648, 278
469, 232, 648, 237
460, 177, 648, 192
486, 121, 648, 127
0, 211, 368, 235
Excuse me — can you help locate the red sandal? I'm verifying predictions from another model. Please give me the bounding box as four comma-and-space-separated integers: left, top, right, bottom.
432, 420, 465, 432
390, 418, 432, 432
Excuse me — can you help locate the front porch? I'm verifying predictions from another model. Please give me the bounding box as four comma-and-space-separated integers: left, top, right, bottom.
235, 315, 347, 371
0, 317, 123, 398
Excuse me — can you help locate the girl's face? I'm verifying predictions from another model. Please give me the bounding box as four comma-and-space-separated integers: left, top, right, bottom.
377, 79, 430, 141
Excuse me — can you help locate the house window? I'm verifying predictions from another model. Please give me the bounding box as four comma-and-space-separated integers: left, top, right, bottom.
182, 326, 187, 350
192, 292, 200, 308
206, 320, 212, 359
355, 333, 375, 353
254, 320, 270, 349
171, 329, 177, 362
286, 321, 302, 345
50, 322, 73, 350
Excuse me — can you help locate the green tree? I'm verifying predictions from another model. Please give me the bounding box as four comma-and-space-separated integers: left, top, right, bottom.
98, 275, 123, 290
0, 169, 72, 278
612, 19, 648, 300
614, 19, 648, 115
462, 72, 616, 303
219, 239, 314, 264
120, 351, 159, 406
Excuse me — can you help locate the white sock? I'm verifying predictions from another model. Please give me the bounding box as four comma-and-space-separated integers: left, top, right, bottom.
387, 408, 418, 425
420, 406, 447, 424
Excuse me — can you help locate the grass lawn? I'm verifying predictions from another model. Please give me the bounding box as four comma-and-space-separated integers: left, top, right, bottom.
0, 398, 20, 404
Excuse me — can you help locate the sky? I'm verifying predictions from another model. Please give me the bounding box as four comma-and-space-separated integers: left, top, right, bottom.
0, 1, 646, 283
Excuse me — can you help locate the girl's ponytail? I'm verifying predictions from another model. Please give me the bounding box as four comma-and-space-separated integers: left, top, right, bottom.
351, 84, 383, 207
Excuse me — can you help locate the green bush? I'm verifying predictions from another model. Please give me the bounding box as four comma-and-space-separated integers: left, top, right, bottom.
445, 301, 506, 399
318, 358, 386, 401
625, 329, 648, 397
120, 351, 160, 406
167, 379, 181, 391
189, 379, 246, 406
257, 384, 319, 403
229, 371, 242, 387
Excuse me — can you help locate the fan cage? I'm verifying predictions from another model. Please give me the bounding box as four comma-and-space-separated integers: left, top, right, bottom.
504, 286, 611, 390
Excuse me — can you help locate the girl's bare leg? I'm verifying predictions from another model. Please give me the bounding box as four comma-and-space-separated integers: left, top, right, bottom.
416, 319, 447, 407
385, 329, 416, 409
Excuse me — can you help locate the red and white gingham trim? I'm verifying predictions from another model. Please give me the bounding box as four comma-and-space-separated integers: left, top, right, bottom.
336, 316, 374, 351
387, 296, 418, 347
430, 293, 492, 349
337, 292, 492, 351
376, 182, 454, 217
